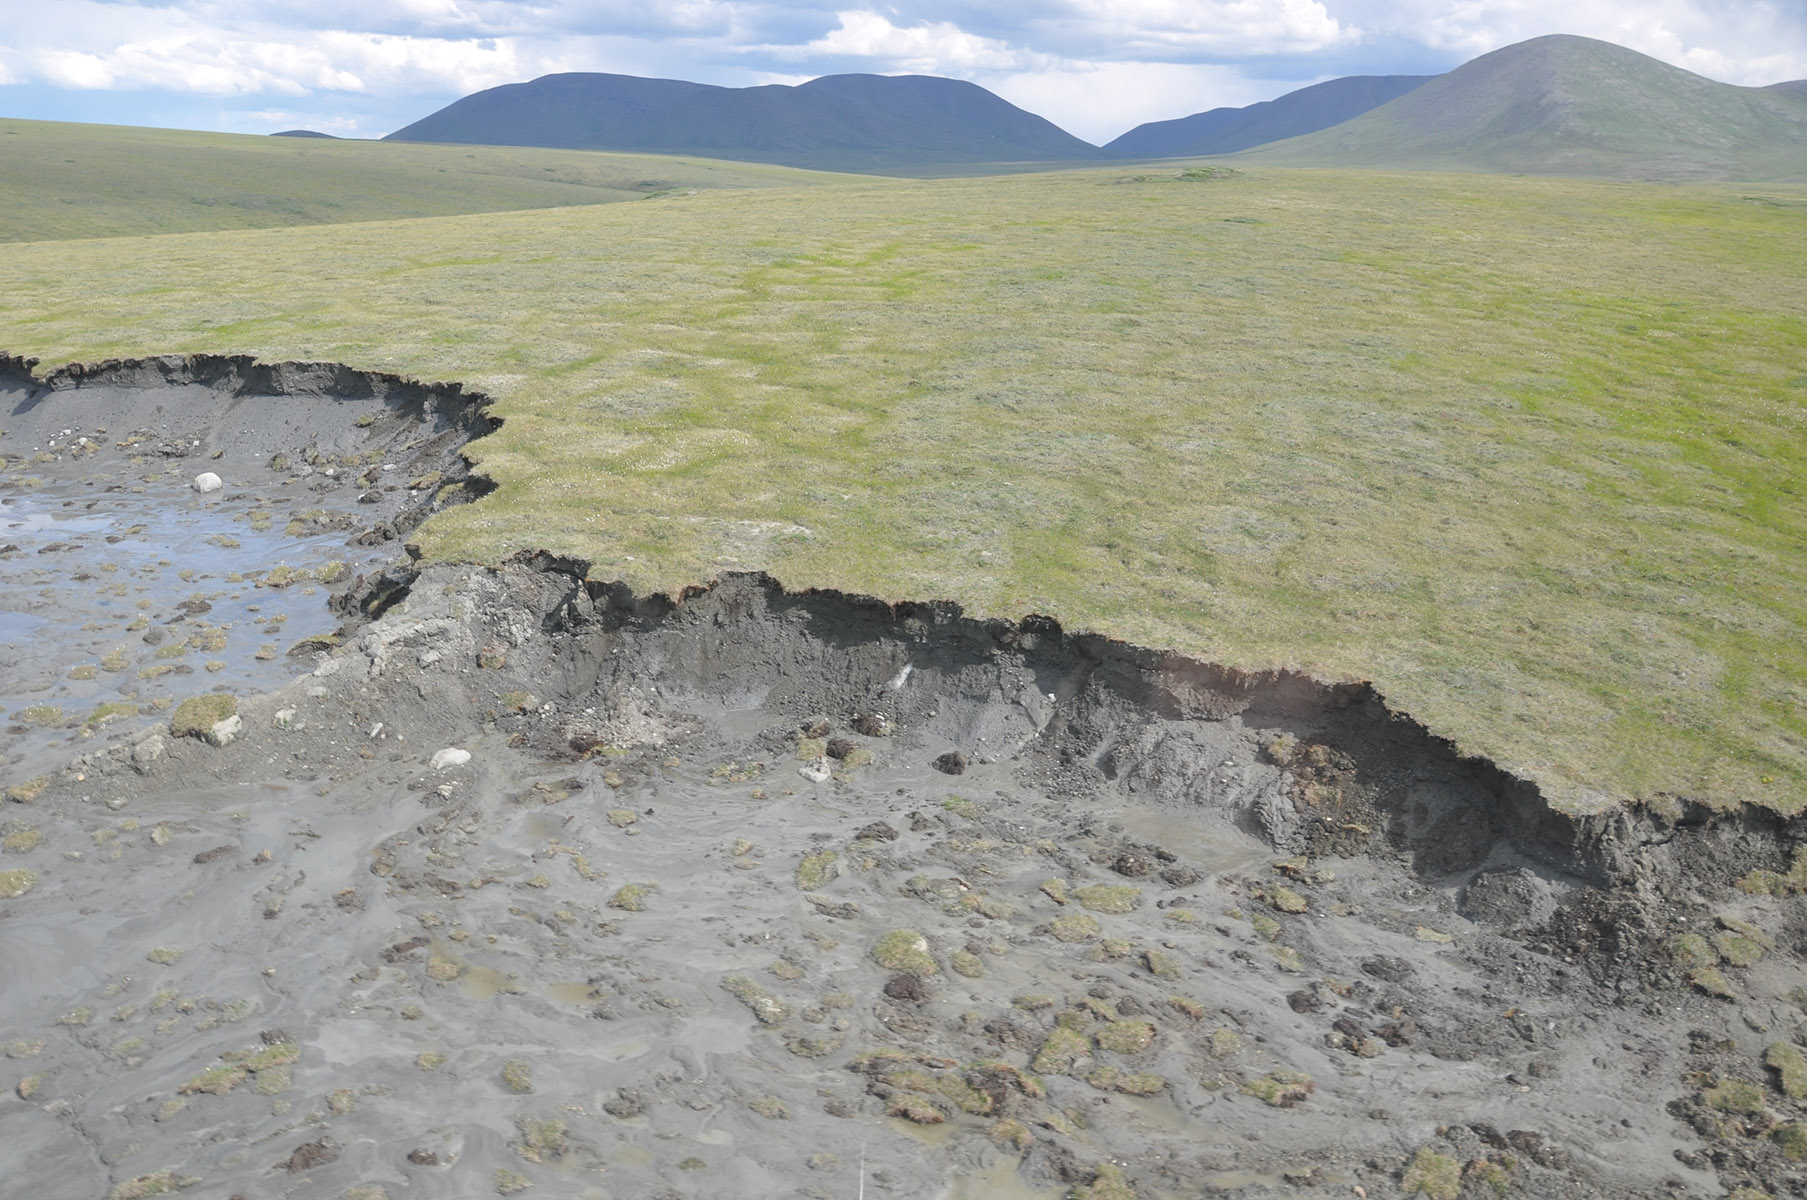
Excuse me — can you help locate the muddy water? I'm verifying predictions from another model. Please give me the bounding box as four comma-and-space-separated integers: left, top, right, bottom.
0, 473, 391, 782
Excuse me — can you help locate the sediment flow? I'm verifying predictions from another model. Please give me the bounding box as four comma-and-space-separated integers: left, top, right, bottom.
1, 357, 1803, 1200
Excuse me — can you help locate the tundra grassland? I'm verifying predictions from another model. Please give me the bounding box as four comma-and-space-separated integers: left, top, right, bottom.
0, 163, 1801, 814
0, 118, 840, 243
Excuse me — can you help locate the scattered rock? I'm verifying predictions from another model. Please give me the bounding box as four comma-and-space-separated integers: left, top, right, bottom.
281, 1139, 339, 1172
191, 472, 223, 493
430, 747, 471, 771
206, 714, 242, 747
932, 751, 967, 776
883, 974, 929, 1002
855, 821, 899, 842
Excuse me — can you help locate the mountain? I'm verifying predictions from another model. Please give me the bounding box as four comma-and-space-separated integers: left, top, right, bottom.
1105, 75, 1434, 158
385, 73, 1106, 172
270, 130, 337, 138
1234, 34, 1807, 180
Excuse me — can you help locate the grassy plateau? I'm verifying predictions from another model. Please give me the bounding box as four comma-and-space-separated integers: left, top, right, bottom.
0, 133, 1802, 815
0, 118, 837, 242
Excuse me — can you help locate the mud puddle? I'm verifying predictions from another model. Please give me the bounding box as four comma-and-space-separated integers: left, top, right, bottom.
2, 357, 1805, 1200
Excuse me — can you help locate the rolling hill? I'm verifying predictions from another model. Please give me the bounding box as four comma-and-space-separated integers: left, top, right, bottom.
385, 72, 1106, 172
1105, 74, 1434, 158
1234, 34, 1807, 180
0, 118, 840, 243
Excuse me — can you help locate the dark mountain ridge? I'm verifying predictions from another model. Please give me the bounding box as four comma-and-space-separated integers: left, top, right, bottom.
385, 72, 1106, 171
1106, 74, 1434, 158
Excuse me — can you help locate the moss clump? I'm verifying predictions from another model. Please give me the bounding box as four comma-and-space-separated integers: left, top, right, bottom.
107, 1171, 188, 1199
1737, 850, 1807, 896
872, 930, 937, 975
5, 777, 49, 803
1032, 1026, 1091, 1075
169, 694, 236, 739
1765, 1042, 1807, 1100
1070, 1162, 1136, 1200
990, 1118, 1034, 1152
1269, 886, 1308, 914
1113, 1072, 1167, 1096
886, 1094, 946, 1124
1095, 1020, 1156, 1055
723, 976, 787, 1026
178, 1064, 247, 1096
950, 950, 984, 978
1242, 1069, 1313, 1107
608, 882, 656, 911
146, 946, 184, 965
1073, 884, 1140, 914
1165, 996, 1203, 1021
748, 1095, 789, 1119
1691, 965, 1736, 998
1771, 1123, 1807, 1162
1051, 913, 1101, 942
86, 702, 140, 728
0, 868, 39, 899
513, 1115, 568, 1163
241, 1042, 300, 1071
1249, 912, 1281, 941
1401, 1147, 1462, 1200
500, 1058, 533, 1094
493, 1168, 532, 1196
1143, 950, 1181, 981
17, 705, 64, 727
1716, 931, 1767, 967
1703, 1078, 1768, 1115
794, 849, 838, 890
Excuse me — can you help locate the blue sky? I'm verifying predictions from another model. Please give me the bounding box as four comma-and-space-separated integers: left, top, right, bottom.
2, 2, 1804, 144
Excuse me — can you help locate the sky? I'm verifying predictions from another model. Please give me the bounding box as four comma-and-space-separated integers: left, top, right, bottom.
2, 2, 1805, 145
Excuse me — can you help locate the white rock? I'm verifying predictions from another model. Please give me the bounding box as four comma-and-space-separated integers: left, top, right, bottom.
431, 747, 471, 771
206, 714, 242, 747
192, 472, 223, 493
418, 649, 442, 667
272, 708, 297, 730
798, 757, 832, 783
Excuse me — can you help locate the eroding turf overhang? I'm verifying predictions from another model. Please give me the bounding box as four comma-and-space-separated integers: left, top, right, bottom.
342, 549, 1805, 894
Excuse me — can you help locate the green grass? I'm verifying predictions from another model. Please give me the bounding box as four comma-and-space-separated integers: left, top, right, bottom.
0, 118, 846, 243
0, 154, 1802, 814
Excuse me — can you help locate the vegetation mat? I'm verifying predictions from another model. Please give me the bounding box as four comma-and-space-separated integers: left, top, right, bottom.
1, 162, 1801, 814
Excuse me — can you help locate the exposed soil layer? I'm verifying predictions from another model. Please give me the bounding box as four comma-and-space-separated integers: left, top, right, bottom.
1, 359, 1805, 1200
0, 353, 496, 780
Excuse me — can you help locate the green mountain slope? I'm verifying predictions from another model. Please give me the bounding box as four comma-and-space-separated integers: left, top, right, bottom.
0, 119, 840, 243
1105, 74, 1434, 158
384, 72, 1107, 172
1236, 34, 1807, 180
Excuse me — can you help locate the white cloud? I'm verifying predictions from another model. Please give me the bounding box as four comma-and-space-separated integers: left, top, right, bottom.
1056, 0, 1357, 56
981, 60, 1278, 144
26, 31, 566, 96
7, 1, 1807, 140
1338, 0, 1807, 85
797, 11, 1057, 72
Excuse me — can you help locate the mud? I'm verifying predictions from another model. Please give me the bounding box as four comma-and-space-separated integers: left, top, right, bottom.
2, 357, 1805, 1200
